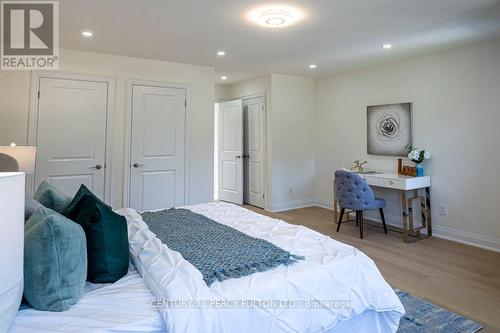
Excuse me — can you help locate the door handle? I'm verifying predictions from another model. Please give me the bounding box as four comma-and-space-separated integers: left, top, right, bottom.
243, 154, 250, 159
90, 164, 102, 170
235, 155, 242, 159
133, 163, 144, 168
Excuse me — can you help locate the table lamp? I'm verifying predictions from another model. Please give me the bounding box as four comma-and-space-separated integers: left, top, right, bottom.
0, 143, 37, 173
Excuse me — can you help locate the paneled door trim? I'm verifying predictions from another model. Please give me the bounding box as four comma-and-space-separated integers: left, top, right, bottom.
27, 71, 116, 204
123, 79, 191, 208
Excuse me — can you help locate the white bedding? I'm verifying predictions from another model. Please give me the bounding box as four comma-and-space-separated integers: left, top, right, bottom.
10, 263, 165, 333
121, 202, 405, 333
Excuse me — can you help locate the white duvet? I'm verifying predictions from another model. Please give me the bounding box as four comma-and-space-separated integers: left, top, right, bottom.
11, 263, 165, 333
119, 202, 404, 333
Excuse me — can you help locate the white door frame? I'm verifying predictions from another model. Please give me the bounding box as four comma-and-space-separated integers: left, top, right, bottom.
218, 92, 268, 210
123, 79, 191, 208
27, 71, 116, 204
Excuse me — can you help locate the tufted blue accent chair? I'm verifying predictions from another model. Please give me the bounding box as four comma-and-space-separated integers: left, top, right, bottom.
334, 170, 388, 239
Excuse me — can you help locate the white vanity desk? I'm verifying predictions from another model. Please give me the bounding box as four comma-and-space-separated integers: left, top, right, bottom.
333, 171, 431, 243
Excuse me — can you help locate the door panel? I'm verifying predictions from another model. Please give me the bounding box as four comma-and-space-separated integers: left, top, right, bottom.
141, 171, 176, 211
142, 94, 177, 157
48, 175, 93, 198
243, 97, 265, 208
129, 85, 185, 211
218, 100, 243, 204
35, 78, 108, 199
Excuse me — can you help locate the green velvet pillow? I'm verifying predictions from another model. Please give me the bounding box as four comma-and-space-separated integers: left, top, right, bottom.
75, 197, 129, 283
33, 181, 71, 214
63, 184, 109, 220
24, 207, 87, 311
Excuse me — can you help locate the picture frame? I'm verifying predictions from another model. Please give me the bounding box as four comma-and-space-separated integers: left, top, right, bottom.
367, 102, 413, 156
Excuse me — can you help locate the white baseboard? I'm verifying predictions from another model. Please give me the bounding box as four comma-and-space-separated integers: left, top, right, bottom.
432, 225, 500, 253
315, 200, 333, 210
269, 199, 315, 212
313, 200, 500, 253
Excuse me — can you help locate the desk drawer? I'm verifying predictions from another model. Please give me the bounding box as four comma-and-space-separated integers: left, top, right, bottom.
378, 178, 405, 190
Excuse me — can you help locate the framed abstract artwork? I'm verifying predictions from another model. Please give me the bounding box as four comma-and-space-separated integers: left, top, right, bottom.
367, 103, 412, 156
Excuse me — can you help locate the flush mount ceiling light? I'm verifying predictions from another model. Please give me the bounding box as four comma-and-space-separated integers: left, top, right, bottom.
217, 50, 226, 56
309, 64, 317, 69
81, 31, 93, 38
248, 4, 305, 28
382, 43, 392, 49
220, 76, 227, 80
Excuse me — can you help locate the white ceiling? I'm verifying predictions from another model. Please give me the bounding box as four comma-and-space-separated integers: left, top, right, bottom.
59, 0, 500, 83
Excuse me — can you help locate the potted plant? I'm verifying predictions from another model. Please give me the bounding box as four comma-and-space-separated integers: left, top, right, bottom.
408, 148, 430, 177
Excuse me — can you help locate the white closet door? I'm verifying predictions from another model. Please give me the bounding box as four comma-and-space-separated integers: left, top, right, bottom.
129, 85, 185, 211
35, 78, 108, 199
218, 100, 243, 204
243, 97, 265, 208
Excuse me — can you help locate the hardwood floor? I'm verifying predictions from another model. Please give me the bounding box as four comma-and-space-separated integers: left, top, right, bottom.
244, 205, 500, 332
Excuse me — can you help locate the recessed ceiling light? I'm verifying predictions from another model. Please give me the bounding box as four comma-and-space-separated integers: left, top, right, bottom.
82, 31, 93, 38
382, 43, 392, 49
220, 76, 227, 80
217, 50, 226, 56
248, 5, 305, 28
309, 64, 317, 69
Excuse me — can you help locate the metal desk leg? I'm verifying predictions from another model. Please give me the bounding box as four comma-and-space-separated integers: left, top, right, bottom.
426, 187, 432, 236
401, 190, 410, 242
401, 187, 432, 243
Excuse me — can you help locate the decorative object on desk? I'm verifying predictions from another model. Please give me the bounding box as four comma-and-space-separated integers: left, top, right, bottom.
367, 103, 412, 156
0, 144, 37, 173
350, 160, 367, 172
408, 148, 430, 177
397, 158, 417, 177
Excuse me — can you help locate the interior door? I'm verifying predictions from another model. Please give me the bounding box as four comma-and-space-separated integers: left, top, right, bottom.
243, 97, 265, 208
218, 100, 243, 204
35, 77, 108, 199
129, 85, 185, 211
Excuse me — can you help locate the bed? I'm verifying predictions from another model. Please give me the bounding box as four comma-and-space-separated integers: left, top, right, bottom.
11, 201, 404, 333
10, 263, 165, 333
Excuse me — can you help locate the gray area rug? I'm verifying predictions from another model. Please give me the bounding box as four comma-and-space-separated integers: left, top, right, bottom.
396, 289, 483, 333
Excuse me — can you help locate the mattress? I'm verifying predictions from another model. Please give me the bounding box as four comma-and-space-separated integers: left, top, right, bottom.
9, 263, 165, 333
121, 201, 405, 333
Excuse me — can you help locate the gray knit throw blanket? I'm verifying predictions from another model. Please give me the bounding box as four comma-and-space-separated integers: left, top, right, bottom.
140, 208, 303, 286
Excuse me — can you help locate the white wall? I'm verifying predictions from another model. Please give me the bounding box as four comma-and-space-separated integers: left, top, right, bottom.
314, 38, 500, 251
225, 74, 315, 211
0, 49, 215, 208
0, 71, 31, 146
214, 84, 230, 102
270, 74, 315, 211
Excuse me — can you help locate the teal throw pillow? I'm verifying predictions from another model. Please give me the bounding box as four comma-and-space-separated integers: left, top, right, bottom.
33, 181, 71, 214
75, 197, 129, 283
24, 207, 87, 311
63, 184, 109, 220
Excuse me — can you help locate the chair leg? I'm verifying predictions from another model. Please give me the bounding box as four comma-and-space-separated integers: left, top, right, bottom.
357, 211, 364, 239
379, 208, 388, 234
336, 208, 345, 232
